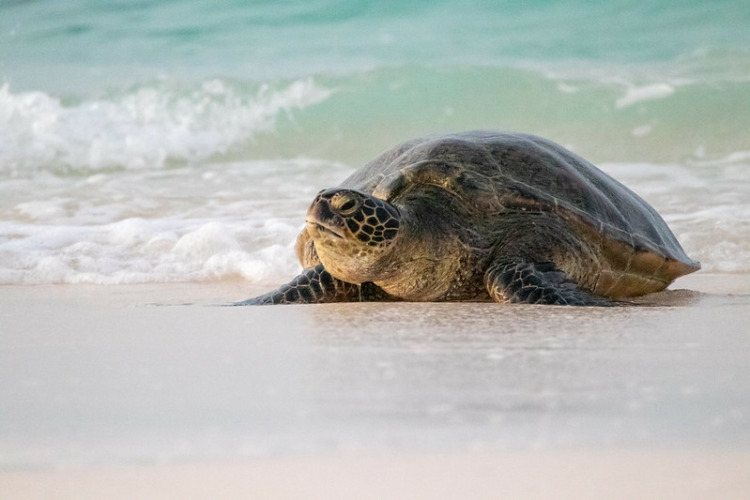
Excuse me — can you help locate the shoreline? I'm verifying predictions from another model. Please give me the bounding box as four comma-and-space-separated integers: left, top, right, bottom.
0, 271, 745, 304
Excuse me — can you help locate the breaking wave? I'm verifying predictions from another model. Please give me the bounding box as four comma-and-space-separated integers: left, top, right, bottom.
0, 78, 330, 174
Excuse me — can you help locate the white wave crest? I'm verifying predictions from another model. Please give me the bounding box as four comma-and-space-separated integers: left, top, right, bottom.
616, 83, 675, 109
0, 78, 330, 173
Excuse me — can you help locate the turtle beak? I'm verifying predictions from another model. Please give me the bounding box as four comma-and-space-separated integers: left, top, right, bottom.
306, 193, 345, 239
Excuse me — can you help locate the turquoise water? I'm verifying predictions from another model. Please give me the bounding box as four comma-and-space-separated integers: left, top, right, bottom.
1, 0, 749, 283
4, 1, 750, 82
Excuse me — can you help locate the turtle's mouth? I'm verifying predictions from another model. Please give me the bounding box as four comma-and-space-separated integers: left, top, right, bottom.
306, 194, 347, 240
306, 220, 344, 239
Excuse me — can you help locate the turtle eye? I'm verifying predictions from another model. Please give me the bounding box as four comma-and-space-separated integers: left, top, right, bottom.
331, 193, 360, 215
339, 199, 356, 212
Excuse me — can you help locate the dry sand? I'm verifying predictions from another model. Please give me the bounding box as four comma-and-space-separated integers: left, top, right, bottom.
3, 451, 750, 500
1, 273, 749, 499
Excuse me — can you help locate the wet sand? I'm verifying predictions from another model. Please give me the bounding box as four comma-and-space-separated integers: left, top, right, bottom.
1, 273, 749, 498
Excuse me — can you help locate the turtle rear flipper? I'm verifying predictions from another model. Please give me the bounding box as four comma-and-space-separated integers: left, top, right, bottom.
485, 261, 613, 306
235, 264, 393, 305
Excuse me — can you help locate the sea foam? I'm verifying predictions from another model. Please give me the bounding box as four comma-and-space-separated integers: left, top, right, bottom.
0, 78, 330, 174
0, 214, 301, 285
0, 157, 352, 285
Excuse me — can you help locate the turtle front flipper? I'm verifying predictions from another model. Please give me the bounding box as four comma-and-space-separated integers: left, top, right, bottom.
485, 261, 613, 306
235, 264, 393, 305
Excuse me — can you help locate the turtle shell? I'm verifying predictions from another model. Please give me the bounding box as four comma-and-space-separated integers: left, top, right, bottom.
338, 131, 699, 296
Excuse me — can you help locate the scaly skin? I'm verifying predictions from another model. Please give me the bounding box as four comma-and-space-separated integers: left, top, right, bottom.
485, 261, 613, 306
234, 264, 393, 305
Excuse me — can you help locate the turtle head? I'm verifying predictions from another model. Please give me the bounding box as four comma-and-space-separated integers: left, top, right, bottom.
305, 188, 401, 283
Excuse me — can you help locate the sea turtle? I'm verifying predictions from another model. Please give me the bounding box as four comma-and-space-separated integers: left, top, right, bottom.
239, 131, 699, 306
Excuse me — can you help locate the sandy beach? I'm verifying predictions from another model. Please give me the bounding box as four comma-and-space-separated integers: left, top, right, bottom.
3, 451, 750, 499
1, 273, 749, 499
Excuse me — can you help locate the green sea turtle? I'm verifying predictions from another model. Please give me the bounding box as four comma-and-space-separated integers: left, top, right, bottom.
239, 131, 699, 306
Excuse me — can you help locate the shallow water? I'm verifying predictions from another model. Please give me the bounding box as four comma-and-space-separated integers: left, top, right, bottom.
1, 0, 749, 284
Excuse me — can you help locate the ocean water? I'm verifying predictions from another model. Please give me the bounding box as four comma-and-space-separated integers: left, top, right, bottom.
1, 0, 749, 285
